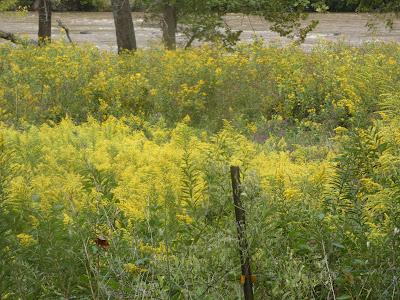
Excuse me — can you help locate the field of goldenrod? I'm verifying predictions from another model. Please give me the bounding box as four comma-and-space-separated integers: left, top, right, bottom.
1, 41, 399, 129
0, 42, 399, 299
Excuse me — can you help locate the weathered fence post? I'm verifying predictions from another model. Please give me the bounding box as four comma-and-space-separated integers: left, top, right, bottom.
230, 166, 254, 300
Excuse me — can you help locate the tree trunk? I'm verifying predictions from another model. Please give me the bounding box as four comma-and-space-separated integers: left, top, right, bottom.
162, 4, 177, 50
111, 0, 137, 53
38, 0, 51, 45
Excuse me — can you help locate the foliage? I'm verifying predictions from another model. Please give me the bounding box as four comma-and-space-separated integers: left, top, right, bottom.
229, 0, 326, 43
352, 0, 400, 14
10, 0, 400, 14
0, 41, 399, 132
8, 0, 111, 11
136, 0, 244, 48
0, 0, 17, 11
0, 107, 399, 298
135, 0, 330, 48
346, 0, 400, 29
0, 40, 400, 298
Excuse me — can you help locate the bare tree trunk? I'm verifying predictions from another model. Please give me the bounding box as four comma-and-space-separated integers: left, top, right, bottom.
111, 0, 137, 53
162, 4, 177, 50
38, 0, 51, 45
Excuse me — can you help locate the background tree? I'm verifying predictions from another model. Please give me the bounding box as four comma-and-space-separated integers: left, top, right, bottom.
138, 0, 243, 50
111, 0, 137, 53
349, 0, 400, 28
38, 0, 52, 44
161, 2, 177, 50
138, 0, 327, 49
139, 0, 400, 50
230, 0, 328, 43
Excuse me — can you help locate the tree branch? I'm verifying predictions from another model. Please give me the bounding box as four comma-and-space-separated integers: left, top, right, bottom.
56, 19, 73, 44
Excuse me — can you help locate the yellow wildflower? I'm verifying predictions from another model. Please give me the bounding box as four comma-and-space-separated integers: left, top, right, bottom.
283, 188, 301, 200
63, 213, 73, 225
246, 122, 257, 134
334, 126, 348, 135
388, 57, 396, 65
124, 263, 147, 274
176, 214, 193, 224
150, 88, 158, 96
16, 233, 37, 247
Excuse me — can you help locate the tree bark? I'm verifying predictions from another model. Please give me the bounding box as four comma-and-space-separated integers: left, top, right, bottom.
38, 0, 52, 45
162, 3, 177, 50
111, 0, 137, 53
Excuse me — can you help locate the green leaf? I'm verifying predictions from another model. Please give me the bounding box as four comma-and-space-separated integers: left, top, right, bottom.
332, 242, 345, 249
337, 295, 352, 300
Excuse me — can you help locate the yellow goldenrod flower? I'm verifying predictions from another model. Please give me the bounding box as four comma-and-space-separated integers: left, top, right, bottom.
16, 233, 37, 247
124, 263, 147, 274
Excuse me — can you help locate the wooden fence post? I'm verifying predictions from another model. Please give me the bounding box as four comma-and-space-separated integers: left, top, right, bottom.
230, 166, 254, 300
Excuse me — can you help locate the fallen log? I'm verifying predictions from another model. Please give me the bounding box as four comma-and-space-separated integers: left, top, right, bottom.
0, 30, 37, 45
0, 30, 19, 44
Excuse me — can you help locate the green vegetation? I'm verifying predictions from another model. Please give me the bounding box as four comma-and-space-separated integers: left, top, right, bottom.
7, 0, 400, 13
0, 41, 399, 299
1, 42, 399, 130
0, 0, 17, 11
